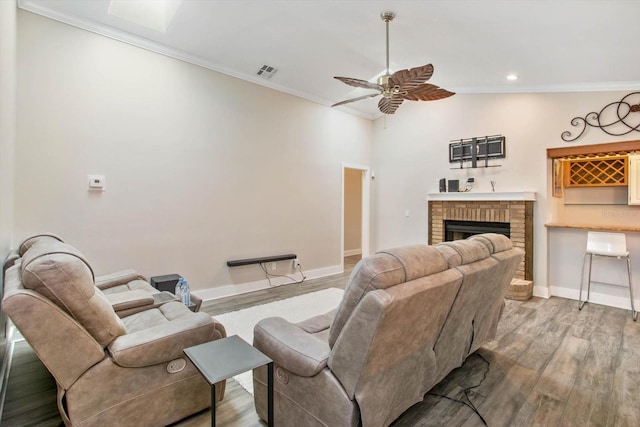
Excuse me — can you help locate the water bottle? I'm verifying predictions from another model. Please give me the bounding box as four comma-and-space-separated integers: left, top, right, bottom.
182, 278, 191, 306
174, 278, 184, 303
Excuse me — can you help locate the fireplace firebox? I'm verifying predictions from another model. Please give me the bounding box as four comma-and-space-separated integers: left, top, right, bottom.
444, 220, 510, 242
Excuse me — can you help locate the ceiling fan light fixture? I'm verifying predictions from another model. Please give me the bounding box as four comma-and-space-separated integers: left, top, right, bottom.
331, 11, 454, 115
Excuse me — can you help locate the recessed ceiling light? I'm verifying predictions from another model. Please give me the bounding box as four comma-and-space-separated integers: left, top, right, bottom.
506, 74, 519, 81
108, 0, 182, 33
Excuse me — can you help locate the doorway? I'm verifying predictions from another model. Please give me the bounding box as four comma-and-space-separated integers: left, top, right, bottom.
342, 164, 371, 272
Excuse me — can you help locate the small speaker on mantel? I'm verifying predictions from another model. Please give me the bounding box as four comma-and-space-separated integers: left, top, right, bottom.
439, 178, 446, 192
448, 180, 459, 192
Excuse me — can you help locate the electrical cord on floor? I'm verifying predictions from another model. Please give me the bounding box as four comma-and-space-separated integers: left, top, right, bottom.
427, 352, 490, 426
259, 262, 306, 287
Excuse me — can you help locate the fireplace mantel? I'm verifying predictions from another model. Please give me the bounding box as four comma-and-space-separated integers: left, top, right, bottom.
427, 192, 536, 201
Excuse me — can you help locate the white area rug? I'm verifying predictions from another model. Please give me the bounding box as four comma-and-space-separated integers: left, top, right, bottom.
213, 287, 344, 395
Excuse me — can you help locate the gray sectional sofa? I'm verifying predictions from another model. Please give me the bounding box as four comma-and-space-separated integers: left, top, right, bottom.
252, 233, 523, 427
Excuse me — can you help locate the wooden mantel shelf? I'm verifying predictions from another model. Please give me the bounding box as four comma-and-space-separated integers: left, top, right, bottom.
427, 191, 536, 201
545, 222, 640, 232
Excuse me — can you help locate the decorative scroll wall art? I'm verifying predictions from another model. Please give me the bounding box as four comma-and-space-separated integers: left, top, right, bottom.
561, 92, 640, 142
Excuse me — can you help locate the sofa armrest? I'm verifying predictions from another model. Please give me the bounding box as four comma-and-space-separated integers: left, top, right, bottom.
107, 311, 218, 367
254, 317, 330, 377
95, 269, 146, 290
295, 309, 336, 334
104, 289, 155, 312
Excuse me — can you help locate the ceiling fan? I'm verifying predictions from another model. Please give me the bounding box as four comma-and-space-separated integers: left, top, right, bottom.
332, 11, 454, 115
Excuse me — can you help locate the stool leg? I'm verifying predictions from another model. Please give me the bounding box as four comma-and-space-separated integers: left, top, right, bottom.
627, 257, 638, 321
579, 252, 591, 310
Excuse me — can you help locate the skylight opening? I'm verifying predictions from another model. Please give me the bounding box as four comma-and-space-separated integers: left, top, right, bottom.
108, 0, 182, 33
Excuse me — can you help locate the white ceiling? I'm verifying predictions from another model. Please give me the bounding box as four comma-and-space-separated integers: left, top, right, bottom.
18, 0, 640, 120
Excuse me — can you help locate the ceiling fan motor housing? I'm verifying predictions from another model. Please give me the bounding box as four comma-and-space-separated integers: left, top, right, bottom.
378, 75, 391, 86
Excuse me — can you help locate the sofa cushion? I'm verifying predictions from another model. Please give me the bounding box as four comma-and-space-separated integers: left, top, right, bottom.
328, 244, 447, 348
469, 233, 514, 254
100, 279, 157, 295
21, 241, 126, 347
378, 245, 449, 282
434, 239, 490, 268
18, 233, 64, 256
110, 302, 219, 367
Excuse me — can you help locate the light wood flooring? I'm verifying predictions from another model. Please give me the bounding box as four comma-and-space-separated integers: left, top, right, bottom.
2, 254, 640, 426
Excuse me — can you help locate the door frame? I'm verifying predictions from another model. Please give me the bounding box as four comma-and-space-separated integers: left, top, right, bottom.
341, 163, 371, 271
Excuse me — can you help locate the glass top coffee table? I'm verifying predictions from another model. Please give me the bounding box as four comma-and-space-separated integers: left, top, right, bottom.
184, 335, 273, 426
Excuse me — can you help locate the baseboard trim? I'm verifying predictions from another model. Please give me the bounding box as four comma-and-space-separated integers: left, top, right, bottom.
532, 285, 550, 298
193, 264, 343, 301
550, 285, 638, 311
344, 249, 362, 257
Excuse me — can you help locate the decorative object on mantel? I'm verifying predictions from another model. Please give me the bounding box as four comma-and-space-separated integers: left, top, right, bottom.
449, 135, 505, 169
490, 180, 496, 192
561, 92, 640, 142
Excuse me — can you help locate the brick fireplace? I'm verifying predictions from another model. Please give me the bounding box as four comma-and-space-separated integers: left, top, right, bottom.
428, 193, 535, 281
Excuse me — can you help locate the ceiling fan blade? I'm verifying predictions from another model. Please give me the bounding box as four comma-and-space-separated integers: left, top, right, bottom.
401, 83, 455, 101
390, 64, 434, 91
378, 96, 404, 114
332, 92, 380, 108
334, 76, 382, 91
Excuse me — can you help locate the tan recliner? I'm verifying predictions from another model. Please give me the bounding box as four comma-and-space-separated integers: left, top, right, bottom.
16, 234, 182, 317
252, 233, 523, 427
2, 238, 226, 426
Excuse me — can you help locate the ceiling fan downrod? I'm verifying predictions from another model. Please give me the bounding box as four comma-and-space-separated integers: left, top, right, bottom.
379, 11, 395, 87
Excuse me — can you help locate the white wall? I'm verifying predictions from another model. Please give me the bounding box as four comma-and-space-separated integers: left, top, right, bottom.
0, 0, 17, 385
1, 0, 17, 259
16, 11, 372, 294
371, 91, 640, 297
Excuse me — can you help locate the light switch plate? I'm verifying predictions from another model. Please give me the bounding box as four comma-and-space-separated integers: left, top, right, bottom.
88, 175, 106, 191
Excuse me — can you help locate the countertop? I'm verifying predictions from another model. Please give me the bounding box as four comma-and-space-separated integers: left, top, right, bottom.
545, 223, 640, 232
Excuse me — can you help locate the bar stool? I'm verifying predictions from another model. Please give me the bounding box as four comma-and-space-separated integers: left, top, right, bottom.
578, 231, 637, 321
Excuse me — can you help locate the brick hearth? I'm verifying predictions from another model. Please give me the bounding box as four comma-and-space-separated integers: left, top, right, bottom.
428, 199, 534, 281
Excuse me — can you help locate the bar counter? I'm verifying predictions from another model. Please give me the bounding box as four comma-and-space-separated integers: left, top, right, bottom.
545, 223, 640, 232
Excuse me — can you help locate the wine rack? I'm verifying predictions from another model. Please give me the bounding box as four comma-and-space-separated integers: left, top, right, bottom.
563, 155, 628, 187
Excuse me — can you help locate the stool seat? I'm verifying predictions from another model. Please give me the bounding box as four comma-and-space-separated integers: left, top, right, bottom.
586, 231, 630, 257
579, 231, 637, 320
590, 249, 629, 258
